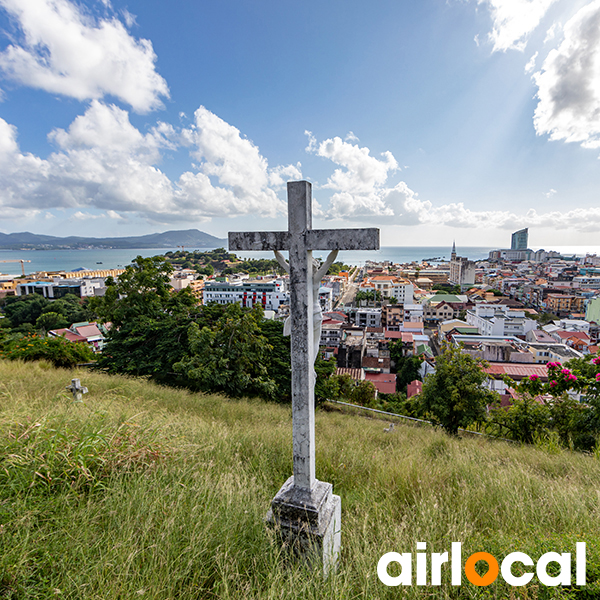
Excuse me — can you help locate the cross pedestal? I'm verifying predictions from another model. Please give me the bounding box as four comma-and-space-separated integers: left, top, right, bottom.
229, 180, 379, 575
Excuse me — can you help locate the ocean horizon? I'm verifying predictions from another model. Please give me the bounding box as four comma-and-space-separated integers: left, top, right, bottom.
1, 245, 599, 277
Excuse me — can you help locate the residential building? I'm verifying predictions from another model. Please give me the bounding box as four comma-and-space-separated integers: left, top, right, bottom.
466, 304, 538, 338
354, 308, 382, 328
202, 279, 288, 311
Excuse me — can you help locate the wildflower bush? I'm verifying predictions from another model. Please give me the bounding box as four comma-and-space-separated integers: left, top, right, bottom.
493, 354, 600, 451
0, 334, 94, 368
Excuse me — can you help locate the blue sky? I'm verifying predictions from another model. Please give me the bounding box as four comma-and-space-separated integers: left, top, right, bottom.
1, 0, 600, 249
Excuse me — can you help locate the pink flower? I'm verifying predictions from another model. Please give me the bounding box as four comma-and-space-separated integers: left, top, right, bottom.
596, 373, 600, 382
593, 356, 600, 366
529, 374, 539, 381
568, 374, 577, 381
550, 380, 558, 388
561, 369, 571, 376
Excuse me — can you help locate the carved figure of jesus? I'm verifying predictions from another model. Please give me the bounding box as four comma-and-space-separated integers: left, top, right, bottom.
275, 249, 339, 365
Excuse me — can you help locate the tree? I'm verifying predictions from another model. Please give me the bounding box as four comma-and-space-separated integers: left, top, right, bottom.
488, 395, 551, 443
90, 256, 203, 385
510, 354, 600, 451
259, 319, 291, 402
420, 343, 499, 435
355, 290, 381, 304
351, 380, 377, 407
314, 355, 337, 404
35, 311, 69, 332
173, 303, 276, 399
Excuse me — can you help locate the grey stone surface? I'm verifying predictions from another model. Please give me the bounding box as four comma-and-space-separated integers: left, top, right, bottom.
66, 378, 88, 402
229, 180, 379, 574
266, 476, 341, 577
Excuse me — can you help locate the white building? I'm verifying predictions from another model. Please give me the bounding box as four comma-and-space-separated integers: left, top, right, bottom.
466, 304, 538, 338
318, 287, 334, 312
403, 303, 424, 322
573, 276, 600, 289
17, 277, 105, 298
354, 308, 382, 328
203, 279, 288, 311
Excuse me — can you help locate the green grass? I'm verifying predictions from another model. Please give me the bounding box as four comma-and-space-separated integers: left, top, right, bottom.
1, 360, 600, 599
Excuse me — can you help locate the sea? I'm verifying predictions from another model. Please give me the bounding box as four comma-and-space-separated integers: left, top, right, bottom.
1, 245, 599, 277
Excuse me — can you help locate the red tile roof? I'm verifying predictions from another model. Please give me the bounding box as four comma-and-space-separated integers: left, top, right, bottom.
365, 372, 397, 395
483, 363, 548, 381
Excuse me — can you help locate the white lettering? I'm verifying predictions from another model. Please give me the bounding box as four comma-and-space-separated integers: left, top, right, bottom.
377, 552, 412, 586
501, 552, 534, 586
537, 552, 571, 586
576, 542, 586, 585
451, 542, 462, 585
431, 552, 449, 586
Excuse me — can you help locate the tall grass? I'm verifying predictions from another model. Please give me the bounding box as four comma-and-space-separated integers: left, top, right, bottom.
1, 359, 599, 599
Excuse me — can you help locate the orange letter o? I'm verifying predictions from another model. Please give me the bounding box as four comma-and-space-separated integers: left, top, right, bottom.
465, 552, 499, 586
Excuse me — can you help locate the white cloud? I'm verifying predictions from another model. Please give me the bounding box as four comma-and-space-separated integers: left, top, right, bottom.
0, 103, 298, 222
545, 187, 557, 197
478, 0, 558, 51
307, 131, 600, 231
544, 22, 559, 42
306, 133, 399, 219
0, 0, 169, 112
525, 50, 539, 72
533, 0, 600, 149
179, 106, 296, 217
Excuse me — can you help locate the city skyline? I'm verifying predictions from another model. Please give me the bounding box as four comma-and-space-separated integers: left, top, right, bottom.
1, 0, 600, 248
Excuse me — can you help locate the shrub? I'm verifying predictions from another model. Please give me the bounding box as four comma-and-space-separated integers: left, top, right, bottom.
0, 334, 94, 368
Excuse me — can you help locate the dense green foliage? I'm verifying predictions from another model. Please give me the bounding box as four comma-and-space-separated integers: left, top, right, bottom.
174, 304, 276, 399
354, 289, 381, 304
0, 333, 94, 368
419, 343, 499, 435
326, 261, 351, 276
163, 248, 284, 277
1, 293, 91, 333
89, 255, 338, 403
495, 355, 600, 451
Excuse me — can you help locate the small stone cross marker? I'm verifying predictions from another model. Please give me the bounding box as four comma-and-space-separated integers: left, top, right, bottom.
66, 378, 88, 402
229, 180, 379, 573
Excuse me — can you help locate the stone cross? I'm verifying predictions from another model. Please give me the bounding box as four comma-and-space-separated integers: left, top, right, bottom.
66, 378, 88, 402
229, 180, 379, 573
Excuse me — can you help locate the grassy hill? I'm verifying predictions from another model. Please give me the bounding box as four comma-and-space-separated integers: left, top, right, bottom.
1, 360, 600, 599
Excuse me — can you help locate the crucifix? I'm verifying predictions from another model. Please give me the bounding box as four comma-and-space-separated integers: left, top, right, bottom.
229, 180, 379, 573
66, 378, 88, 402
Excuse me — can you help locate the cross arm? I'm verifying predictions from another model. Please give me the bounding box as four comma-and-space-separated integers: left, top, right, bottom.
306, 228, 379, 251
229, 231, 290, 251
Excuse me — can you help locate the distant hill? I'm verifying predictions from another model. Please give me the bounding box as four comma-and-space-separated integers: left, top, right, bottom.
0, 229, 227, 250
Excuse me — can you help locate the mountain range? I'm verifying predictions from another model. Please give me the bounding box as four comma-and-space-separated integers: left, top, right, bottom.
0, 229, 227, 250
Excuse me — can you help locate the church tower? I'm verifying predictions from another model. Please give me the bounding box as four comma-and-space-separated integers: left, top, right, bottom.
451, 241, 456, 261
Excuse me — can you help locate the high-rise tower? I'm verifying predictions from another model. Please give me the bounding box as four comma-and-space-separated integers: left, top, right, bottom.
511, 228, 528, 250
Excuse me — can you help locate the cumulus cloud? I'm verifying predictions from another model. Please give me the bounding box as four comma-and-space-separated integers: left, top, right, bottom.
0, 103, 299, 222
179, 106, 298, 217
306, 131, 600, 231
0, 0, 169, 112
478, 0, 557, 51
533, 0, 600, 149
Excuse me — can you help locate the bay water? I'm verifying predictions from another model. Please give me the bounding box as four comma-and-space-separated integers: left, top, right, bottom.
1, 245, 598, 277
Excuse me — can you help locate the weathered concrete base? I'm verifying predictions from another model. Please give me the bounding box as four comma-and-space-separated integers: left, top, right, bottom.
266, 476, 341, 576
